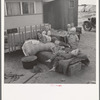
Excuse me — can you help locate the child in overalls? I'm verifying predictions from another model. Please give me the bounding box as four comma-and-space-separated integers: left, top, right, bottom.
46, 39, 80, 71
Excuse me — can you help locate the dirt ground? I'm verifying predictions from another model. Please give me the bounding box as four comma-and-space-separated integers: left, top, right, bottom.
4, 12, 96, 84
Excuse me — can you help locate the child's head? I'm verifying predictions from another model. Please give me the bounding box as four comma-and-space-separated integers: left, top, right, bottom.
47, 30, 52, 36
69, 28, 76, 34
54, 40, 60, 45
45, 25, 50, 31
37, 31, 41, 36
67, 24, 71, 28
42, 31, 47, 35
67, 24, 71, 32
37, 32, 42, 40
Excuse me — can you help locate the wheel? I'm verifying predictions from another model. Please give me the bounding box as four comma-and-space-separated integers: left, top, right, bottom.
83, 22, 92, 31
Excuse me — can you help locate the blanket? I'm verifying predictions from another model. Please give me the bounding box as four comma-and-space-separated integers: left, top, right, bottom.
22, 39, 55, 56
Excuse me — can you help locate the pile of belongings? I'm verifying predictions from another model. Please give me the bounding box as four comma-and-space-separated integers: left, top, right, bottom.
21, 28, 90, 76
37, 49, 90, 76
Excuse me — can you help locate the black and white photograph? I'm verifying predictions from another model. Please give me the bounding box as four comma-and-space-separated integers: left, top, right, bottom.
4, 0, 97, 84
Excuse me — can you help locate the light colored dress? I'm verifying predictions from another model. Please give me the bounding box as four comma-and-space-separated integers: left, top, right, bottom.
68, 33, 79, 49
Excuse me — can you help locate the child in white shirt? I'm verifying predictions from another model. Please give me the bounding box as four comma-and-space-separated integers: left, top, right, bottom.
67, 28, 79, 50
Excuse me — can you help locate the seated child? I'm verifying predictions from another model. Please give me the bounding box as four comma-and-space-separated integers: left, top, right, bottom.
46, 47, 80, 71
42, 30, 51, 42
67, 28, 79, 50
46, 37, 80, 71
37, 31, 46, 43
37, 31, 51, 43
71, 23, 81, 40
51, 38, 70, 54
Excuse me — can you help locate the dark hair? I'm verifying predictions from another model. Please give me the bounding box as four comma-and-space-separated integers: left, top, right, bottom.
37, 31, 42, 40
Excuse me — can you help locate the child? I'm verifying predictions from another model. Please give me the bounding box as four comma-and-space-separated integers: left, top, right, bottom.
51, 38, 70, 54
46, 48, 80, 71
37, 31, 51, 43
42, 31, 51, 42
46, 37, 80, 71
67, 28, 79, 50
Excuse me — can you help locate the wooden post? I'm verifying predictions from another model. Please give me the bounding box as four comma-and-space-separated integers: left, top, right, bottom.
13, 33, 16, 51
7, 33, 10, 53
24, 26, 27, 40
30, 26, 33, 39
18, 27, 22, 49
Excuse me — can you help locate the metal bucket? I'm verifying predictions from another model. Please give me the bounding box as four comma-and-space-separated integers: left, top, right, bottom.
21, 56, 37, 69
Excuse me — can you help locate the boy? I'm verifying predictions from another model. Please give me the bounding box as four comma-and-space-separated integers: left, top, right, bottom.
37, 31, 51, 43
42, 31, 51, 42
67, 28, 79, 50
46, 48, 80, 71
51, 38, 70, 54
46, 38, 80, 71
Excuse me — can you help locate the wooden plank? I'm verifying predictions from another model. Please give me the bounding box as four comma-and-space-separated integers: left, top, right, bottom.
7, 33, 10, 53
18, 27, 22, 49
32, 26, 34, 39
20, 27, 25, 44
13, 33, 16, 51
25, 26, 32, 40
29, 26, 32, 39
35, 25, 38, 39
29, 26, 31, 39
22, 32, 25, 44
30, 26, 33, 39
11, 34, 14, 52
23, 73, 37, 83
24, 26, 27, 40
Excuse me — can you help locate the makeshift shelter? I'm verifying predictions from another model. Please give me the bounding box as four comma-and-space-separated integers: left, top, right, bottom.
5, 0, 78, 30
43, 0, 78, 30
4, 0, 54, 30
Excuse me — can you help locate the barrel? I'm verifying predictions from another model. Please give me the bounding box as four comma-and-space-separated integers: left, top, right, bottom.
21, 56, 37, 69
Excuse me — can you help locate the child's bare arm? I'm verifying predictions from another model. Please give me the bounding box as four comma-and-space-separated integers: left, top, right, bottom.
45, 52, 59, 62
46, 59, 52, 62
